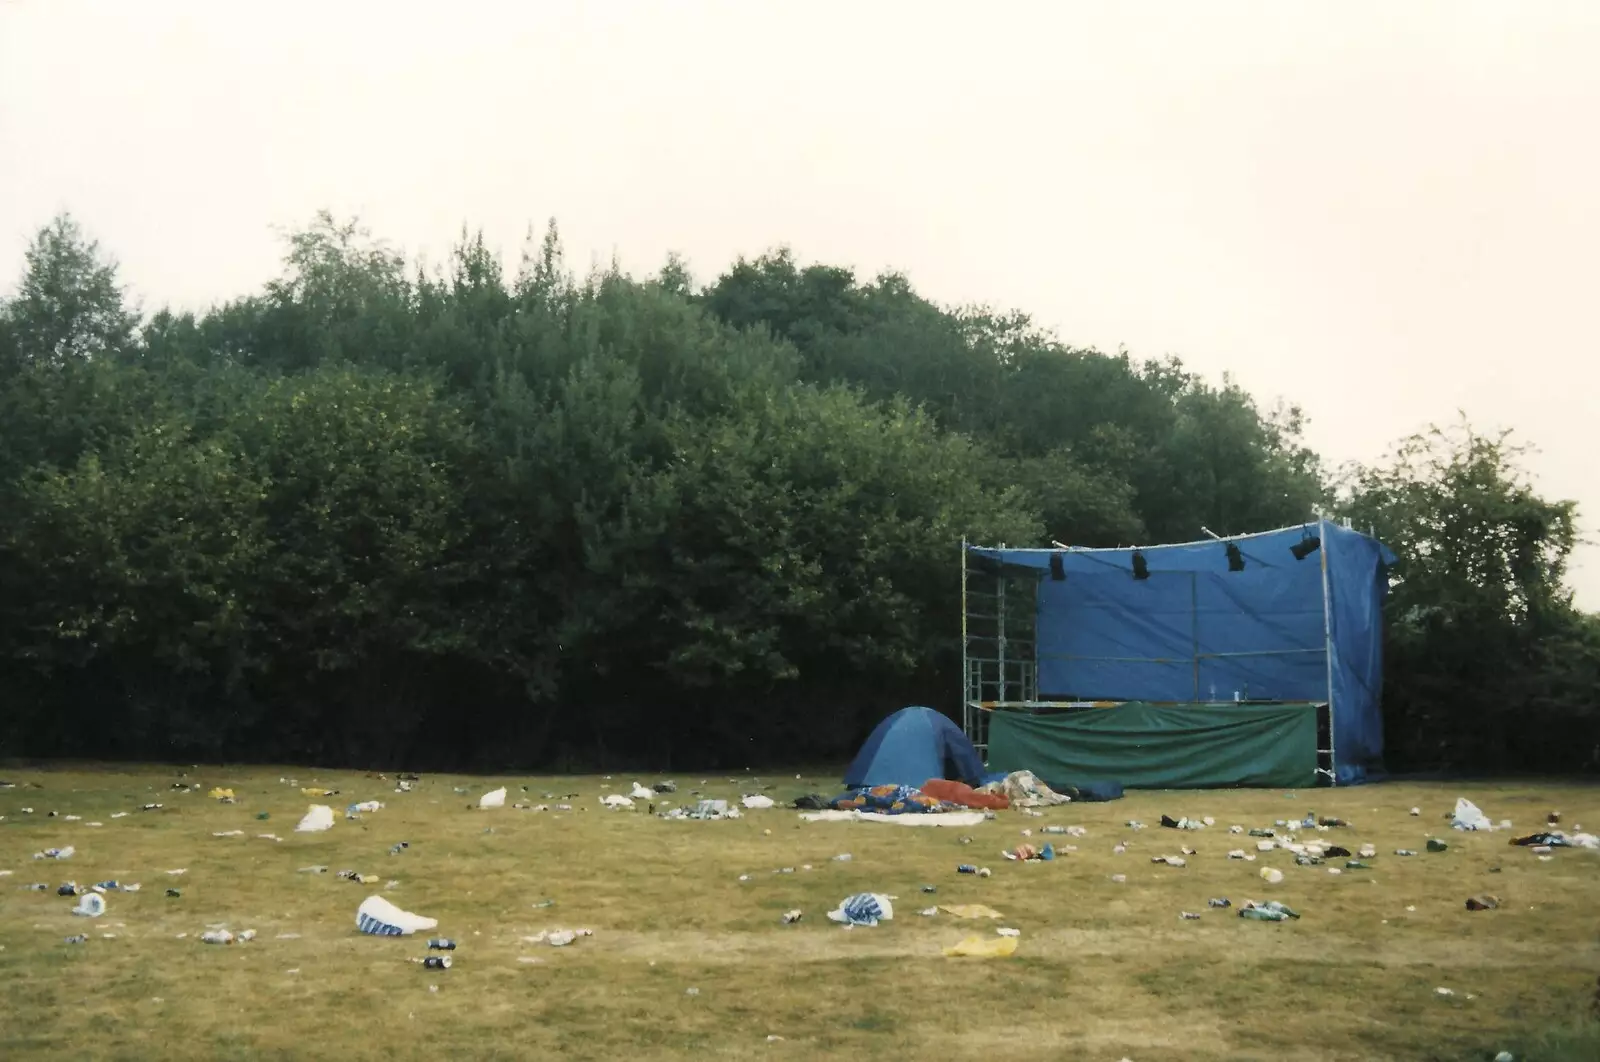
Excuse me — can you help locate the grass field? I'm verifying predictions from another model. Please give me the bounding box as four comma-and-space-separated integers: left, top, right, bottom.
1, 766, 1597, 1061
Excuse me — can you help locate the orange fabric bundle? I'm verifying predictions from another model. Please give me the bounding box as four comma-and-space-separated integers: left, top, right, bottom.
921, 779, 1010, 810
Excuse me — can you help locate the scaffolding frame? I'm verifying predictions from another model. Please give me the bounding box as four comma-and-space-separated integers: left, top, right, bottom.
961, 520, 1340, 784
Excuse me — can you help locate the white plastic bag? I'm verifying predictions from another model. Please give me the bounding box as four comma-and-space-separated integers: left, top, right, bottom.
295, 805, 335, 832
1451, 798, 1491, 831
356, 895, 438, 936
72, 893, 106, 917
478, 787, 507, 809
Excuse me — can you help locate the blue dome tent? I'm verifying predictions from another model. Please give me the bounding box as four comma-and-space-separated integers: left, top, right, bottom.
844, 706, 986, 788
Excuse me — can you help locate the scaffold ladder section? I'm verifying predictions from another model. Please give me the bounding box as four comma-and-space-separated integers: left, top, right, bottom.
960, 542, 1039, 757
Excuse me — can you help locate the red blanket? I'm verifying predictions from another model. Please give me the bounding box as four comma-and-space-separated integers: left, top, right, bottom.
920, 778, 1010, 810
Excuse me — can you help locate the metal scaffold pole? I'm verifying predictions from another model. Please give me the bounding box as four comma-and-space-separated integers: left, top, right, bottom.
960, 537, 970, 743
1318, 516, 1337, 786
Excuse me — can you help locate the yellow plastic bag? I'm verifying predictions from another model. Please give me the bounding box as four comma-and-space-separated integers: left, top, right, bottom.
208, 787, 234, 801
943, 934, 1019, 958
939, 904, 1005, 920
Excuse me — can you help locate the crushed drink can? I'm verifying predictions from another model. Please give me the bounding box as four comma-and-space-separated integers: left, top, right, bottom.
166, 889, 181, 898
64, 934, 88, 944
423, 955, 452, 969
427, 938, 456, 951
1207, 897, 1232, 908
957, 864, 978, 874
57, 883, 79, 896
1179, 911, 1202, 920
26, 883, 47, 891
1041, 825, 1068, 834
1395, 849, 1417, 856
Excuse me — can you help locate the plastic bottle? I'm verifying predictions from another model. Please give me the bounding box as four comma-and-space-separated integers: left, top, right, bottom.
1239, 906, 1288, 922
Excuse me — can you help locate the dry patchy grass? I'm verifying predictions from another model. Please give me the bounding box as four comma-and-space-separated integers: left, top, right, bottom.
1, 766, 1597, 1061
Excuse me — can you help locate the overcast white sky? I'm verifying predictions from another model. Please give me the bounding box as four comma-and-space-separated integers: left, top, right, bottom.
1, 1, 1594, 606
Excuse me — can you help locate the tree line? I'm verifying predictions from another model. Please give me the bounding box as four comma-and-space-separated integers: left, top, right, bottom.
0, 214, 1593, 772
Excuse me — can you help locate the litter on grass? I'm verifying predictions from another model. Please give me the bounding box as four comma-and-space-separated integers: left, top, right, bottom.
356, 896, 437, 936
943, 934, 1019, 958
827, 893, 893, 927
295, 805, 335, 833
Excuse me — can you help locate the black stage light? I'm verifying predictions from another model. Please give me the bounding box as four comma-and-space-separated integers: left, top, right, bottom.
1290, 535, 1322, 561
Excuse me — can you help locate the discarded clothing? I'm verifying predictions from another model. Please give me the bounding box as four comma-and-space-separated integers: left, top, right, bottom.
919, 778, 1010, 811
1058, 779, 1123, 802
791, 794, 830, 810
978, 770, 1072, 808
1509, 831, 1598, 850
829, 785, 957, 814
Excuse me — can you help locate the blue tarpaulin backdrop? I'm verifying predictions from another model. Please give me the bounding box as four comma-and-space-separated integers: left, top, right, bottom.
971, 522, 1396, 783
